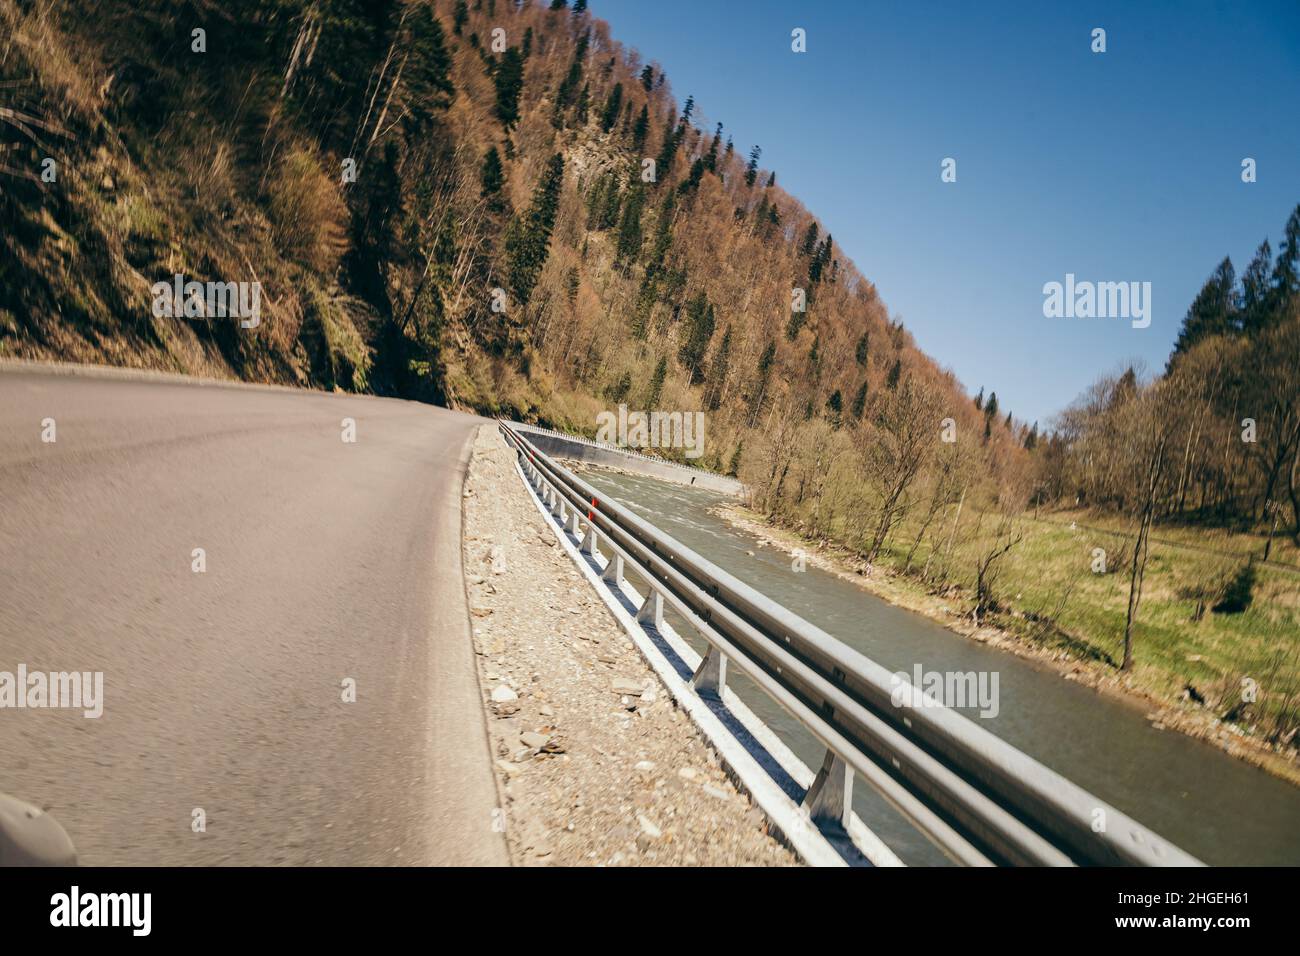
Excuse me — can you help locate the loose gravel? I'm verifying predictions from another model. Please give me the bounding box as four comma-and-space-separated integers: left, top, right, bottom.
461, 425, 798, 867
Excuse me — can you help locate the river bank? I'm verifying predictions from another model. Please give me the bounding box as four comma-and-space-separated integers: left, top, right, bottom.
716, 503, 1300, 789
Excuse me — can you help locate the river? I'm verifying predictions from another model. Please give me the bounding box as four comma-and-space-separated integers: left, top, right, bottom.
578, 467, 1300, 866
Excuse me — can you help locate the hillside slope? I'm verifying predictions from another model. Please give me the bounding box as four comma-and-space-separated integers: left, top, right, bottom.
0, 0, 1020, 473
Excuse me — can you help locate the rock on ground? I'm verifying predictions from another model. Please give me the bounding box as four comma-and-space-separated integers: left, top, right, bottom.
461, 424, 798, 867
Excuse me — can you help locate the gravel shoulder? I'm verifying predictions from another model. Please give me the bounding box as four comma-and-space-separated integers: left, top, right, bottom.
461, 424, 798, 867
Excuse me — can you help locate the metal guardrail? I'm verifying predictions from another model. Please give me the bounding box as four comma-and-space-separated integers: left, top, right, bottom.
499, 420, 1205, 867
509, 421, 733, 483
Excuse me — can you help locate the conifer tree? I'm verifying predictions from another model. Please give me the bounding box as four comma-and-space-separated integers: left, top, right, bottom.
615, 185, 646, 265
826, 389, 843, 425
600, 82, 624, 133
504, 153, 564, 305
984, 391, 999, 422
704, 122, 722, 172
645, 355, 668, 407
886, 357, 902, 390
851, 380, 868, 419
746, 341, 777, 425
679, 293, 715, 383
1169, 257, 1237, 364
799, 221, 819, 257
704, 325, 733, 410
492, 47, 525, 128
745, 145, 761, 187
552, 31, 590, 127
480, 146, 504, 207
727, 442, 743, 477
640, 65, 655, 90
1240, 240, 1272, 333
632, 104, 649, 150
855, 331, 869, 366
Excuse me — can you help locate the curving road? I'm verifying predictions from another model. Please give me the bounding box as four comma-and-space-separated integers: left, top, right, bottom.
0, 365, 507, 865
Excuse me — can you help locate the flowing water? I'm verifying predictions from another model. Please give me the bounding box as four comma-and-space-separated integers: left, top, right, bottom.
578, 467, 1300, 866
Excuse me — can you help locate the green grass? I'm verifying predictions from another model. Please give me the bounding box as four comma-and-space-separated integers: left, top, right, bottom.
797, 502, 1300, 747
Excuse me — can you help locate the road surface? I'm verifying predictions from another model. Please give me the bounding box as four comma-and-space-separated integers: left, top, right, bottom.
0, 365, 508, 865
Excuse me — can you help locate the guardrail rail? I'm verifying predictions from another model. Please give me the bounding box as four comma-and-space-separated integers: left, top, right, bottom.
498, 420, 1205, 867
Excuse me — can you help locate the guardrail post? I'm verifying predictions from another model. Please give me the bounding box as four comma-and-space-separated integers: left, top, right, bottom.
691, 646, 727, 697
601, 553, 624, 587
552, 494, 565, 521
568, 510, 581, 536
803, 750, 854, 831
635, 589, 663, 630
581, 523, 600, 558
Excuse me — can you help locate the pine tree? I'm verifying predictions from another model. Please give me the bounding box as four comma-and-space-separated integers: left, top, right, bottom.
596, 174, 621, 229
785, 310, 807, 340
1169, 257, 1237, 364
549, 0, 568, 9
600, 83, 624, 133
765, 171, 775, 188
727, 441, 744, 477
640, 65, 654, 90
552, 31, 590, 127
453, 0, 468, 35
632, 104, 649, 151
678, 157, 706, 195
679, 293, 715, 383
575, 84, 590, 124
572, 0, 588, 16
682, 95, 695, 122
645, 355, 668, 408
704, 325, 733, 410
886, 358, 902, 390
1240, 240, 1272, 333
1024, 422, 1039, 451
984, 391, 999, 421
854, 331, 869, 366
492, 47, 525, 128
745, 145, 761, 187
748, 340, 776, 424
851, 380, 868, 419
401, 7, 455, 139
704, 122, 722, 172
615, 185, 646, 265
653, 120, 683, 185
799, 221, 819, 257
504, 153, 564, 305
522, 26, 533, 58
974, 386, 984, 410
607, 370, 632, 403
480, 146, 504, 206
1268, 203, 1300, 315
825, 389, 843, 425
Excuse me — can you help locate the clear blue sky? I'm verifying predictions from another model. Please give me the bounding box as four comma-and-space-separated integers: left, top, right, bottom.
593, 0, 1300, 426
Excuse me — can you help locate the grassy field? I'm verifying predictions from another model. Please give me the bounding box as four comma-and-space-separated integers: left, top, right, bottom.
756, 500, 1300, 764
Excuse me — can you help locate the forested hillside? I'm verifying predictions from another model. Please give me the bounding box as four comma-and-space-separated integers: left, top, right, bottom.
3, 1, 1297, 754
0, 0, 1024, 470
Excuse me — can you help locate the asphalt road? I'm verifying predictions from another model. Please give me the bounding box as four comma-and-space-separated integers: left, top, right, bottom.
0, 366, 508, 865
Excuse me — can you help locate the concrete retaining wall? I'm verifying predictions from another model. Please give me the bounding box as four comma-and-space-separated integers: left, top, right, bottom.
509, 422, 745, 496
